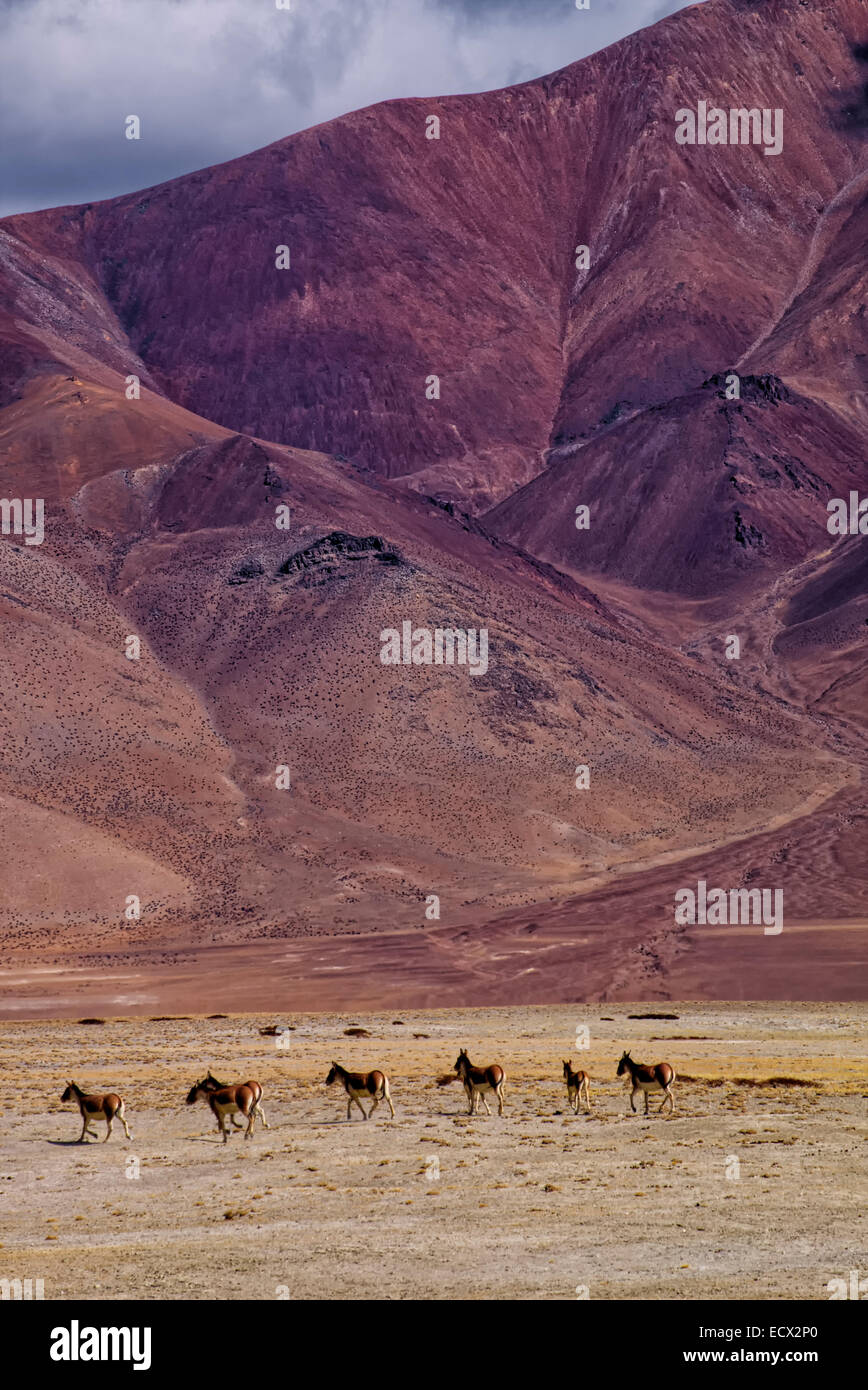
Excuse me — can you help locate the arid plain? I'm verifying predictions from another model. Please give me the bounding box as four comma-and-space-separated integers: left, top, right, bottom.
0, 1003, 864, 1300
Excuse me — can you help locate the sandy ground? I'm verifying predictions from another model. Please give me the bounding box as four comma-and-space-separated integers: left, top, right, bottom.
0, 1002, 865, 1301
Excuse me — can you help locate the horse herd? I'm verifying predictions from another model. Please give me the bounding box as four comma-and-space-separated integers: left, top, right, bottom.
59, 1049, 676, 1143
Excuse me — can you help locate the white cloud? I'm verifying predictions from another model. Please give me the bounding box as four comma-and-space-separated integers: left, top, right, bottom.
0, 0, 699, 216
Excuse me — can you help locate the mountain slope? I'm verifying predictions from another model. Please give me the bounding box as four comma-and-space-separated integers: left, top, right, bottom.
1, 0, 865, 542
0, 0, 865, 1006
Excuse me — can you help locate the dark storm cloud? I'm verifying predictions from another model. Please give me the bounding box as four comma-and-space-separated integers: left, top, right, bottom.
0, 0, 698, 217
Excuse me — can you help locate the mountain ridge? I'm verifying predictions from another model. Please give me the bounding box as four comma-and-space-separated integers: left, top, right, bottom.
0, 0, 865, 1008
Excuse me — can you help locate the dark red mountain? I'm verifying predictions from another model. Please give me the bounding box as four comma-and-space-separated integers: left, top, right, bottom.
0, 0, 865, 1012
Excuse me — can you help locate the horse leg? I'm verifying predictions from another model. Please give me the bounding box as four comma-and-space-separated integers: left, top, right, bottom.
644, 1089, 650, 1116
230, 1116, 244, 1129
104, 1115, 113, 1142
584, 1080, 591, 1113
496, 1085, 504, 1116
244, 1107, 255, 1139
369, 1095, 380, 1119
481, 1092, 492, 1116
118, 1103, 132, 1140
630, 1087, 638, 1113
254, 1103, 268, 1129
354, 1094, 367, 1121
78, 1114, 89, 1143
385, 1082, 395, 1119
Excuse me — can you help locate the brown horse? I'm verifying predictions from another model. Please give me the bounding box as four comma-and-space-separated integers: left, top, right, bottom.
454, 1048, 505, 1116
60, 1081, 131, 1143
199, 1072, 266, 1131
617, 1051, 676, 1114
562, 1060, 591, 1113
186, 1075, 267, 1142
325, 1062, 395, 1120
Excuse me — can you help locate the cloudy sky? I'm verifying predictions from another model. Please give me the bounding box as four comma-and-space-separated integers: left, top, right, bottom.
0, 0, 698, 217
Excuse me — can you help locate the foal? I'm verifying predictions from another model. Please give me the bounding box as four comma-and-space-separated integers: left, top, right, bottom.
617, 1051, 676, 1115
562, 1060, 591, 1113
60, 1081, 131, 1143
186, 1076, 267, 1142
454, 1048, 505, 1116
325, 1062, 395, 1120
